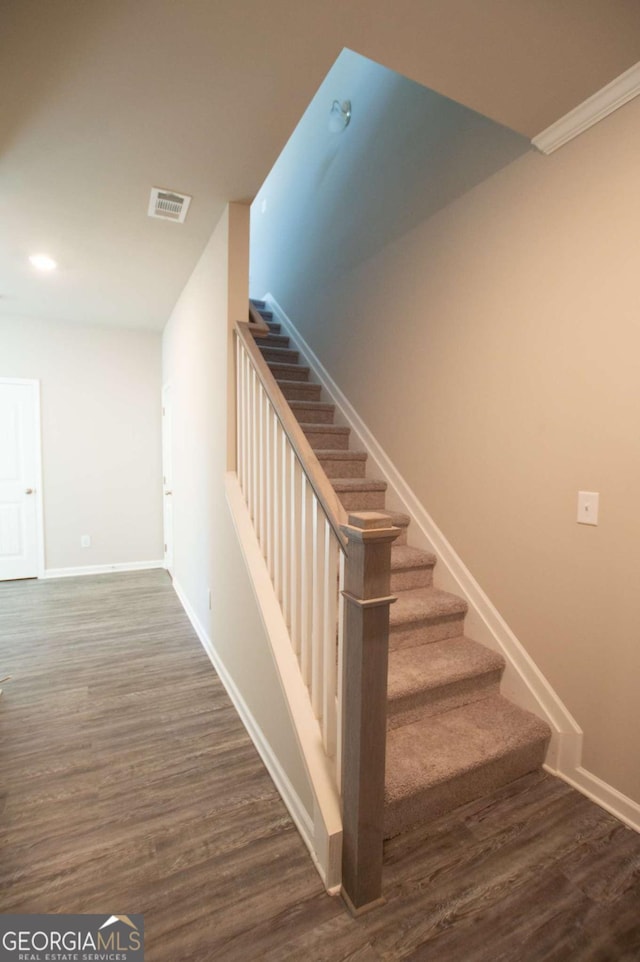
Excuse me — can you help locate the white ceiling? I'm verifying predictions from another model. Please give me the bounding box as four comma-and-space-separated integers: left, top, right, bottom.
1, 0, 639, 331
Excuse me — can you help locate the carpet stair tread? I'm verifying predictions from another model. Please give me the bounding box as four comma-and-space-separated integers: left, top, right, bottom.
261, 333, 290, 347
315, 449, 367, 461
277, 380, 322, 400
300, 423, 350, 435
268, 361, 310, 381
331, 478, 387, 493
390, 587, 468, 627
384, 695, 551, 835
289, 401, 336, 424
259, 345, 300, 364
289, 400, 335, 413
391, 545, 437, 572
387, 635, 505, 701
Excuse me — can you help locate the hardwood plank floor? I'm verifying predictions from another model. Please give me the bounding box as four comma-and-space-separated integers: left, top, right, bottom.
1, 570, 639, 961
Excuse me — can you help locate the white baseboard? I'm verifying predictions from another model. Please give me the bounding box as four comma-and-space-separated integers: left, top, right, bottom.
43, 560, 165, 579
171, 574, 318, 869
546, 763, 640, 835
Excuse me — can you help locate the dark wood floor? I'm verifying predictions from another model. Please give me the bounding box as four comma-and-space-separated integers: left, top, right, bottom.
1, 570, 639, 961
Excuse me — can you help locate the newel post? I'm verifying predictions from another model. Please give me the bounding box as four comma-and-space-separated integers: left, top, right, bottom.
340, 511, 400, 915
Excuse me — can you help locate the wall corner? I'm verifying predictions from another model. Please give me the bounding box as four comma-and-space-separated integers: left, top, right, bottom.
226, 202, 251, 471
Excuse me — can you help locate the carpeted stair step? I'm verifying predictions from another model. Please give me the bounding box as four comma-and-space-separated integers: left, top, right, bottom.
316, 450, 368, 478
300, 423, 350, 451
277, 380, 322, 402
259, 333, 290, 348
390, 587, 468, 648
390, 545, 437, 591
387, 511, 411, 546
265, 321, 282, 334
331, 478, 387, 510
289, 400, 336, 425
387, 636, 505, 730
268, 361, 310, 382
384, 695, 551, 837
250, 298, 267, 310
259, 345, 300, 365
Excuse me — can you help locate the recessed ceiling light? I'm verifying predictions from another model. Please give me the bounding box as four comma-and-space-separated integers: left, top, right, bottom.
29, 253, 57, 271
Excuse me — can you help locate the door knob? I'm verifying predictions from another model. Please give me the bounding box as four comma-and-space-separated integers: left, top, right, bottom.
25, 488, 34, 495
165, 490, 172, 495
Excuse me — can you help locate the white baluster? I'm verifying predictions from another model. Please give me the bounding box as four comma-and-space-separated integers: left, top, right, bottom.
246, 361, 253, 515
251, 368, 259, 525
289, 451, 300, 654
236, 338, 243, 491
311, 496, 326, 720
258, 385, 266, 552
272, 410, 280, 601
336, 549, 345, 793
255, 383, 262, 541
322, 523, 339, 757
265, 393, 272, 576
243, 347, 250, 505
299, 476, 311, 683
281, 432, 290, 627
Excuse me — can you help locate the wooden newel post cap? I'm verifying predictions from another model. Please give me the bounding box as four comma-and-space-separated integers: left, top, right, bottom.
340, 511, 401, 543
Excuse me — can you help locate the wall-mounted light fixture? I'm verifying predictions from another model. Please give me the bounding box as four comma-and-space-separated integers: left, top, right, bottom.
329, 99, 351, 134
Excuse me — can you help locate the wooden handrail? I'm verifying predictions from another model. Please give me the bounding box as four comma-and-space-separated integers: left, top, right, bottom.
235, 321, 349, 551
248, 303, 270, 336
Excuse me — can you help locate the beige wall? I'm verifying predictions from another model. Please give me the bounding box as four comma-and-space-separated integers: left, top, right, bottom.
162, 203, 313, 814
252, 95, 640, 803
0, 316, 163, 570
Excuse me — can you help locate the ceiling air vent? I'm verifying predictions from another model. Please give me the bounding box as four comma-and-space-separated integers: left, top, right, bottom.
148, 187, 192, 223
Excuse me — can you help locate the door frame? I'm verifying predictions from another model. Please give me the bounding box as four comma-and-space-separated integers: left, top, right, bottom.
0, 377, 45, 579
161, 382, 173, 576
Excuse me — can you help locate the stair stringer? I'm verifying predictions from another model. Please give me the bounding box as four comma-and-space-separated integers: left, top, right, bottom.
262, 293, 582, 778
225, 472, 342, 892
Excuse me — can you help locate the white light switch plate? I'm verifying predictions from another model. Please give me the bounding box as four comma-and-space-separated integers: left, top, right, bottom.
577, 491, 599, 525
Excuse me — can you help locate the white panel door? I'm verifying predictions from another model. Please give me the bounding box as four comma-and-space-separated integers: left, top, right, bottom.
162, 384, 173, 575
0, 381, 40, 580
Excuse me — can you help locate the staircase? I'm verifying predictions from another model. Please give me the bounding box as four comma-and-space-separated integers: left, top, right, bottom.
250, 299, 551, 841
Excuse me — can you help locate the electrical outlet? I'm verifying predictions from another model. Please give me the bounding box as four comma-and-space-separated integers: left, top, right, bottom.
81, 535, 91, 548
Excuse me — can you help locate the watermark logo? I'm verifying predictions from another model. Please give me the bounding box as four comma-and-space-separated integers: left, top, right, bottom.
0, 914, 143, 961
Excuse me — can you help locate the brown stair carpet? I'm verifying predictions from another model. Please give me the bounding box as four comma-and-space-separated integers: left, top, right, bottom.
251, 302, 551, 839
316, 450, 368, 478
387, 636, 504, 728
384, 695, 550, 837
390, 545, 436, 590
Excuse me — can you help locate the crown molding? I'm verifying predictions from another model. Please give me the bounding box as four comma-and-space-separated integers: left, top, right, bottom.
532, 60, 640, 154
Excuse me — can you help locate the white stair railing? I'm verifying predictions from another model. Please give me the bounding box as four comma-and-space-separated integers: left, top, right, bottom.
236, 325, 346, 771
235, 315, 399, 912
